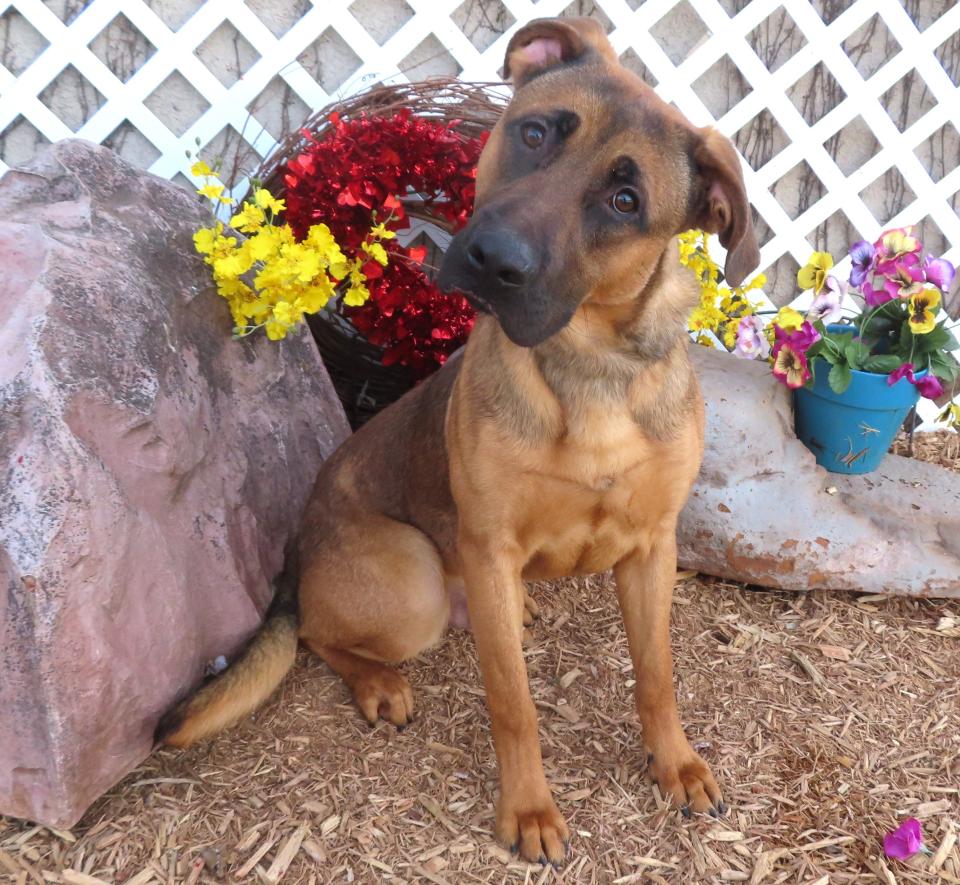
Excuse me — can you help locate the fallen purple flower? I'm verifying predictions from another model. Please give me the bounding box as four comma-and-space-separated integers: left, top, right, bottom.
883, 818, 924, 860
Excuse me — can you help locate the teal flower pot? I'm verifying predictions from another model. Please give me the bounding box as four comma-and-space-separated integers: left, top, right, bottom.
793, 330, 920, 474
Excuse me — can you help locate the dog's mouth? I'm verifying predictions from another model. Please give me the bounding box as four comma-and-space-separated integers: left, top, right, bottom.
460, 289, 498, 319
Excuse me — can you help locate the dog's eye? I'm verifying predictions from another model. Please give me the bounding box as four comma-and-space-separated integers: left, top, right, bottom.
611, 188, 639, 214
521, 122, 546, 149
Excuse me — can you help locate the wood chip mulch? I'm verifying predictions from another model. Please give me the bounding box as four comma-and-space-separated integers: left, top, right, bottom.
2, 434, 958, 884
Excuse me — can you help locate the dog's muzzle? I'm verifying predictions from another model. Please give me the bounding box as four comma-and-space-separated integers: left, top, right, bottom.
439, 225, 575, 347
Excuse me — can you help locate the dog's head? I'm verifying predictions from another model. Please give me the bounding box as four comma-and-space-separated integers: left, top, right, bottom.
438, 16, 760, 348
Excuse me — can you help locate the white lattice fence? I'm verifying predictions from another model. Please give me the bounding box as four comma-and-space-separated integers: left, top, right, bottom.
1, 0, 958, 421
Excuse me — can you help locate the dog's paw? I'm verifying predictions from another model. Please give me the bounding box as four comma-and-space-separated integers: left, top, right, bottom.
352, 666, 415, 729
647, 747, 725, 816
496, 795, 570, 865
522, 588, 540, 626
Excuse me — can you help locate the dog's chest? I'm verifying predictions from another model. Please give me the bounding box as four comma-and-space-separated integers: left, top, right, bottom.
519, 410, 679, 580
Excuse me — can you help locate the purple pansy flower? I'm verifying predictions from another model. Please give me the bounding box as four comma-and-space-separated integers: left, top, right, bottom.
808, 277, 845, 324
883, 818, 924, 861
925, 255, 956, 292
734, 315, 770, 360
848, 239, 875, 287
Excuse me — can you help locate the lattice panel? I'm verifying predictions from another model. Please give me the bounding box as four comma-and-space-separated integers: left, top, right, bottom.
1, 0, 958, 423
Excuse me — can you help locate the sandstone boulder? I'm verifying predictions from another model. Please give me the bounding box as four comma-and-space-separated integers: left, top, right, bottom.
679, 345, 960, 597
0, 140, 350, 827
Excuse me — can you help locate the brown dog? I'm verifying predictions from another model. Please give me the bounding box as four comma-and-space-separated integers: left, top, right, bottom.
158, 16, 759, 865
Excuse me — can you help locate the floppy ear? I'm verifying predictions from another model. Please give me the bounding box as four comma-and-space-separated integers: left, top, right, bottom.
689, 128, 760, 287
504, 17, 616, 87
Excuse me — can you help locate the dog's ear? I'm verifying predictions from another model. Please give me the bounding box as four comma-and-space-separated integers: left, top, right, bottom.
689, 128, 760, 287
504, 17, 616, 87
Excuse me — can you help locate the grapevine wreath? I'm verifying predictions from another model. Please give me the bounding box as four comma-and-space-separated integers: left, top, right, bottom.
256, 79, 507, 425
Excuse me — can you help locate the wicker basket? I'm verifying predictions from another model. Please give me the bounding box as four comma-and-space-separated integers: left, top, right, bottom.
252, 78, 506, 427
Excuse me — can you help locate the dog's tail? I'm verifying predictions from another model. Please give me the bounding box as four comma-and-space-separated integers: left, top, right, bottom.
155, 554, 299, 749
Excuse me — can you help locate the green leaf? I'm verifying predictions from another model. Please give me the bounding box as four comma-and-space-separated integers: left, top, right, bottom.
843, 339, 869, 370
829, 361, 853, 394
915, 323, 951, 353
899, 320, 914, 352
929, 350, 960, 383
863, 354, 903, 373
818, 347, 839, 365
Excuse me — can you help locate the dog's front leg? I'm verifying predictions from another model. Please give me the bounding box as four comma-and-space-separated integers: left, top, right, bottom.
614, 532, 725, 816
461, 543, 570, 864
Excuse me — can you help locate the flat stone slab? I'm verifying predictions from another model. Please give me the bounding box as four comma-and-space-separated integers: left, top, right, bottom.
679, 346, 960, 597
0, 140, 350, 827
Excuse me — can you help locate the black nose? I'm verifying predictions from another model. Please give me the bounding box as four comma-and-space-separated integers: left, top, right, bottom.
463, 228, 536, 290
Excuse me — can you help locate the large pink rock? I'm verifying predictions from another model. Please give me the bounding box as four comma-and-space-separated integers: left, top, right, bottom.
679, 345, 960, 597
0, 140, 349, 827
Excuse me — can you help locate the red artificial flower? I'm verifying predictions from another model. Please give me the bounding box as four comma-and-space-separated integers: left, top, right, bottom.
283, 112, 484, 377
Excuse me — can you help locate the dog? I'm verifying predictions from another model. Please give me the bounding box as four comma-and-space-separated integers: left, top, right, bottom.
158, 15, 759, 865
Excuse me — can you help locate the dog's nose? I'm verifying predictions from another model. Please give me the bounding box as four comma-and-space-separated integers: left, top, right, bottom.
464, 228, 536, 289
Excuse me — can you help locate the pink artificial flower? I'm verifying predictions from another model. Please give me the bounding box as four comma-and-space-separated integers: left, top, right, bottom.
874, 226, 922, 275
915, 374, 944, 399
787, 320, 821, 351
734, 315, 770, 360
887, 363, 944, 399
808, 277, 845, 324
863, 276, 894, 306
772, 341, 811, 388
883, 818, 924, 861
887, 253, 926, 299
925, 255, 956, 292
888, 362, 916, 386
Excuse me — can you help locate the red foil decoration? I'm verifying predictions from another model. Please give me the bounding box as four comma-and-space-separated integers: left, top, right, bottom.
283, 111, 486, 377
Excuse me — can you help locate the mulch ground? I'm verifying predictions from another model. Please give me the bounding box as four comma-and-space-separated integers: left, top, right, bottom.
2, 433, 958, 885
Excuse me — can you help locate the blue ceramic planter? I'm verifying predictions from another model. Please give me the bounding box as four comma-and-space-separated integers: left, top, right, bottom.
793, 326, 920, 475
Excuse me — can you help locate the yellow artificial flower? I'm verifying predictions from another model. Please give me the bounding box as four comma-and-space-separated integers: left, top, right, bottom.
212, 242, 254, 280
253, 188, 286, 214
773, 306, 804, 332
264, 316, 291, 341
281, 242, 322, 283
722, 318, 739, 349
370, 222, 397, 241
297, 278, 335, 313
216, 278, 253, 299
680, 229, 766, 352
908, 288, 941, 334
272, 300, 302, 327
247, 225, 291, 262
938, 402, 960, 428
797, 251, 833, 293
194, 184, 384, 341
190, 160, 214, 177
688, 305, 724, 332
362, 240, 389, 266
193, 227, 218, 255
198, 183, 232, 205
230, 202, 266, 233
342, 284, 370, 307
